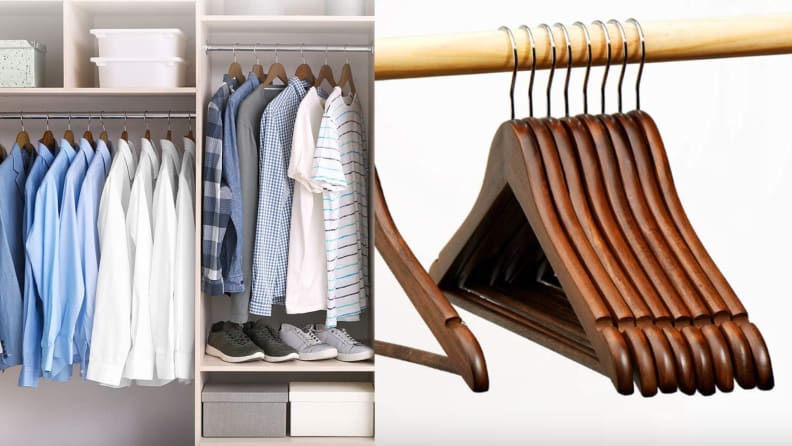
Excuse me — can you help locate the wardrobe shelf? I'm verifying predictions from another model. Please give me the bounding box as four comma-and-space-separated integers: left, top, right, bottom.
0, 0, 61, 15
200, 355, 374, 373
68, 0, 195, 15
0, 87, 196, 96
199, 15, 374, 34
199, 436, 374, 445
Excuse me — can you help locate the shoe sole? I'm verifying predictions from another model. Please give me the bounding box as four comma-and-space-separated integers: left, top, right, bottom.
298, 350, 338, 361
263, 352, 300, 363
337, 350, 374, 362
206, 345, 265, 363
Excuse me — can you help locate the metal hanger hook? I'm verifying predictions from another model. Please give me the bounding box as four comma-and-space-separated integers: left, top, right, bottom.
301, 44, 306, 64
233, 43, 238, 63
168, 111, 172, 131
498, 25, 518, 120
325, 45, 330, 65
345, 44, 350, 64
253, 45, 259, 65
144, 110, 149, 131
573, 21, 593, 114
627, 18, 646, 110
101, 111, 106, 132
538, 23, 556, 118
592, 20, 611, 114
46, 113, 50, 131
19, 112, 24, 132
187, 114, 192, 132
518, 25, 538, 117
123, 112, 127, 132
554, 22, 572, 117
87, 113, 91, 132
274, 43, 279, 63
68, 113, 72, 130
608, 19, 628, 113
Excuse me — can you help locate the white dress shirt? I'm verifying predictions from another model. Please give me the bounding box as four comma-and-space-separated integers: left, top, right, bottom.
148, 139, 181, 383
87, 139, 137, 387
174, 138, 195, 382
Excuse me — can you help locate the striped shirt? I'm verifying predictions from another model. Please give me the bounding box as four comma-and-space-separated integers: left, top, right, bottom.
311, 87, 369, 327
201, 75, 237, 296
250, 77, 310, 316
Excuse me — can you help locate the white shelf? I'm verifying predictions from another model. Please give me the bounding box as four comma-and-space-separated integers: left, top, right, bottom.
199, 437, 374, 445
69, 0, 195, 15
0, 0, 62, 15
200, 355, 374, 373
0, 87, 196, 96
200, 15, 374, 33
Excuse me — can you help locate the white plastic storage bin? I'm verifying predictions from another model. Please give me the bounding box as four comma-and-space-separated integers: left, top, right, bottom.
289, 382, 374, 437
90, 29, 185, 59
90, 57, 186, 88
0, 40, 46, 87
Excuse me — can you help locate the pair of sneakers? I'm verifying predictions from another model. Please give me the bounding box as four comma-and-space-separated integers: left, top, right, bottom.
280, 323, 374, 362
206, 320, 298, 363
206, 321, 374, 364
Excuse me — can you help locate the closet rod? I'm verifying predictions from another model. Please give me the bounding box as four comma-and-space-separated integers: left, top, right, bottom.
0, 112, 196, 120
375, 13, 792, 80
204, 44, 374, 54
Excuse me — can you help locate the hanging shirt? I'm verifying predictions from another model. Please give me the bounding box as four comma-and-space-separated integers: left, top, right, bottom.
124, 138, 161, 383
220, 72, 260, 311
19, 141, 61, 387
28, 139, 77, 375
250, 76, 310, 316
234, 84, 283, 323
174, 138, 195, 382
149, 139, 181, 382
311, 88, 370, 327
74, 139, 112, 379
0, 145, 33, 371
285, 86, 329, 314
202, 75, 239, 296
49, 138, 94, 377
87, 138, 137, 388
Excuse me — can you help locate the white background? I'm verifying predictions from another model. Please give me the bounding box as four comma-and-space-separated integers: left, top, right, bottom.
374, 0, 792, 445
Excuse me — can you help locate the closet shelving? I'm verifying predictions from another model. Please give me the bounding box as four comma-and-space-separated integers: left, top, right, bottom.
193, 0, 375, 445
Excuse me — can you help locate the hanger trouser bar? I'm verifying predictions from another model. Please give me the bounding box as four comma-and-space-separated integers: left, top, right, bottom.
375, 13, 792, 79
0, 113, 196, 120
205, 44, 374, 54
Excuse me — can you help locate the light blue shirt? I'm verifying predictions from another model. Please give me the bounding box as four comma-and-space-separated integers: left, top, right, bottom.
222, 72, 260, 295
74, 139, 111, 378
19, 141, 70, 387
0, 145, 33, 370
26, 139, 76, 378
50, 139, 95, 377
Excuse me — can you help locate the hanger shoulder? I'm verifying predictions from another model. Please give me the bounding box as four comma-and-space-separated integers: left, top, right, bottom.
315, 64, 337, 88
295, 63, 315, 84
338, 63, 356, 96
228, 61, 246, 84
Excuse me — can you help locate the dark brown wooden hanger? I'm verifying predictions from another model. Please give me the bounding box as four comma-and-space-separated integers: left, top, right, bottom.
262, 48, 289, 87
252, 48, 267, 83
373, 170, 489, 392
63, 114, 76, 148
40, 116, 57, 153
98, 113, 109, 144
83, 115, 96, 148
338, 60, 356, 97
165, 113, 172, 141
294, 47, 315, 85
121, 113, 129, 141
186, 116, 194, 142
315, 47, 337, 90
15, 117, 35, 155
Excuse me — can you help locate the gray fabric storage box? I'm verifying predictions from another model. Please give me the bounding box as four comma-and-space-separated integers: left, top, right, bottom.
202, 383, 288, 438
0, 40, 46, 87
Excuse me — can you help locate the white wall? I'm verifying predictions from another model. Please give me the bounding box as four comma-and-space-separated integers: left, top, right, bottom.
374, 0, 792, 445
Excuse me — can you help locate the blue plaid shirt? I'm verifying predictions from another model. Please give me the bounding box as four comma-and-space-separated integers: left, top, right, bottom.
201, 75, 238, 295
250, 76, 310, 316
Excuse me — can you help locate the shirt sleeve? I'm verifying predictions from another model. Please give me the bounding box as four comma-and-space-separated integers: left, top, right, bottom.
87, 177, 132, 388
0, 212, 23, 370
288, 104, 322, 193
201, 99, 229, 295
173, 169, 195, 382
311, 114, 348, 192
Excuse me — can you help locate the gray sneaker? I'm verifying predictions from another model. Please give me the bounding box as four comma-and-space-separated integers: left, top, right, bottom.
243, 320, 299, 362
206, 321, 265, 363
310, 324, 374, 362
279, 323, 338, 361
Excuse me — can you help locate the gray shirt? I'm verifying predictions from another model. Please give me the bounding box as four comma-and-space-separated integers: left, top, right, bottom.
229, 84, 283, 322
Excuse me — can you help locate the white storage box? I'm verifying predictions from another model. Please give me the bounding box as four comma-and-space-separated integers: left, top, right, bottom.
90, 29, 185, 59
289, 382, 374, 437
0, 40, 46, 87
90, 57, 185, 88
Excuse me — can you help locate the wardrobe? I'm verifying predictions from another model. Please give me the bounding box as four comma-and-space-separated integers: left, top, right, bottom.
0, 1, 374, 445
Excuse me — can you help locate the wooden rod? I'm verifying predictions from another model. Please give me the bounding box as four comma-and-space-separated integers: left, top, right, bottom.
375, 14, 792, 80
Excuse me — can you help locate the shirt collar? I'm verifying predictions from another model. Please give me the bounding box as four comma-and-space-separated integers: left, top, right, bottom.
223, 74, 238, 90
288, 75, 311, 92
182, 137, 195, 158
116, 138, 137, 181
78, 138, 96, 164
95, 139, 112, 175
59, 138, 77, 162
159, 138, 181, 172
140, 138, 160, 177
36, 140, 57, 165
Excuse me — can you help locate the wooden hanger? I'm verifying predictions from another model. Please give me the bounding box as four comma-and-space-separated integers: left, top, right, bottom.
251, 47, 267, 83
121, 113, 129, 141
228, 45, 246, 84
0, 144, 7, 162
373, 170, 489, 392
338, 57, 356, 97
144, 112, 151, 141
83, 114, 96, 148
98, 112, 109, 143
40, 115, 57, 153
262, 45, 289, 87
314, 46, 337, 90
15, 115, 34, 154
165, 112, 173, 141
63, 113, 76, 148
186, 115, 194, 142
294, 45, 315, 84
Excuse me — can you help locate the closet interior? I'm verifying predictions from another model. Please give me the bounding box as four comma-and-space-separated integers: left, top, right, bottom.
0, 0, 374, 444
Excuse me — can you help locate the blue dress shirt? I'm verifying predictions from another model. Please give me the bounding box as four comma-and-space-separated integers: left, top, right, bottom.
0, 144, 33, 370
